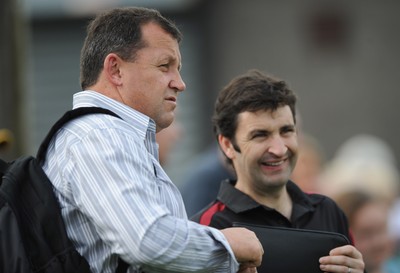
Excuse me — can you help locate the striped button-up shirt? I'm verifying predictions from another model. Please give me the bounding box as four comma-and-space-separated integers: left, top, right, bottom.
43, 91, 238, 273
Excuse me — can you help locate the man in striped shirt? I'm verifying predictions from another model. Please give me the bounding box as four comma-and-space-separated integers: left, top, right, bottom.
42, 7, 263, 273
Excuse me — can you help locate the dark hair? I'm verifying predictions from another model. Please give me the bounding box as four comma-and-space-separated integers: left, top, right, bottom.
80, 7, 182, 90
213, 69, 297, 144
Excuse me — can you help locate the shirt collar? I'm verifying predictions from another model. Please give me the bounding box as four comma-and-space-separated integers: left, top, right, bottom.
217, 180, 261, 213
73, 90, 157, 140
217, 180, 319, 217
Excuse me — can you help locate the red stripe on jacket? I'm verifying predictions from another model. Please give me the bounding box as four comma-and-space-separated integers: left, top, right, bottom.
199, 202, 226, 226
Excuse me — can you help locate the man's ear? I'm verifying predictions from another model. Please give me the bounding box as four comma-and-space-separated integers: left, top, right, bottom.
218, 134, 235, 160
104, 53, 123, 86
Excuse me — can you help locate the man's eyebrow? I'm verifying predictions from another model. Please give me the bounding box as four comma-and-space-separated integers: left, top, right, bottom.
282, 124, 295, 129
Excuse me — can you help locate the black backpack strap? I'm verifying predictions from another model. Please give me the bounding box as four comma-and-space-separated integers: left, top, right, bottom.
36, 107, 120, 164
33, 106, 128, 272
116, 257, 129, 273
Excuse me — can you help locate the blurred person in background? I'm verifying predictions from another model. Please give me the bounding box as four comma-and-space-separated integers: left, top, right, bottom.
192, 69, 365, 273
318, 134, 400, 257
156, 119, 183, 167
0, 129, 13, 151
290, 132, 325, 193
0, 128, 14, 159
318, 134, 400, 203
180, 145, 236, 217
334, 190, 400, 273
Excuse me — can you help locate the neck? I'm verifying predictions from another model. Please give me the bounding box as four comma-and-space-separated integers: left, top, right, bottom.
236, 182, 293, 220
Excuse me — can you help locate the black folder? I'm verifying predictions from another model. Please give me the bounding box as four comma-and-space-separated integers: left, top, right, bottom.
233, 223, 350, 273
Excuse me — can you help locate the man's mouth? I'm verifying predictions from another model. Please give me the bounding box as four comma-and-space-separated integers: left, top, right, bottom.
262, 160, 285, 167
166, 96, 176, 102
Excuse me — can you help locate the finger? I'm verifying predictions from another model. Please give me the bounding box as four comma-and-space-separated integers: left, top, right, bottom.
321, 265, 361, 273
320, 263, 349, 273
329, 245, 362, 259
319, 255, 365, 273
258, 240, 264, 255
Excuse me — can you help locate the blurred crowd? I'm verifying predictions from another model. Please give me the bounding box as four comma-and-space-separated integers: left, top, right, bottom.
318, 134, 400, 273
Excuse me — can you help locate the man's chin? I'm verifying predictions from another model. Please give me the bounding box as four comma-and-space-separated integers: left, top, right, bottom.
263, 176, 290, 188
156, 116, 174, 132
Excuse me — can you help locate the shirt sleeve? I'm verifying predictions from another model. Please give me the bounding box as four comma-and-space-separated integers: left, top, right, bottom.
64, 126, 239, 272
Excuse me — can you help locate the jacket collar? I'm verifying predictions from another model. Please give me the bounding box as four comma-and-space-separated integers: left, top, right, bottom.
217, 179, 323, 220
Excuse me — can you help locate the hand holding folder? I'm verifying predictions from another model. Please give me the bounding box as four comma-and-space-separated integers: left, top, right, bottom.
233, 223, 350, 273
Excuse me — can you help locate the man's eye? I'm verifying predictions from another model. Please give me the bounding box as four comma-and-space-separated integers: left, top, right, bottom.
282, 128, 295, 135
252, 133, 266, 139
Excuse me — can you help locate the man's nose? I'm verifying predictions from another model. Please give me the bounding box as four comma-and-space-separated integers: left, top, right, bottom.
267, 136, 288, 156
170, 72, 186, 92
